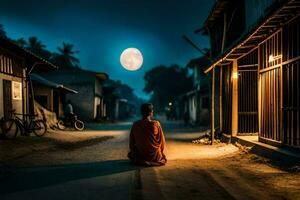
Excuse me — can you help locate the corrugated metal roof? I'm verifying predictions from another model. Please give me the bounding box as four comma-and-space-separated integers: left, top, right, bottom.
38, 68, 108, 86
31, 73, 78, 94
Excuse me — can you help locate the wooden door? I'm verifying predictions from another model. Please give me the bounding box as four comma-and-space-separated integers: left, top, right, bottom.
221, 64, 232, 134
3, 80, 12, 119
238, 70, 258, 134
260, 69, 281, 142
258, 30, 282, 143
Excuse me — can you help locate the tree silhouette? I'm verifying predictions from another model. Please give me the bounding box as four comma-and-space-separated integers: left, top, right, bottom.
26, 37, 51, 60
15, 38, 27, 48
0, 24, 7, 38
51, 42, 80, 69
144, 64, 193, 112
27, 37, 46, 52
0, 26, 80, 68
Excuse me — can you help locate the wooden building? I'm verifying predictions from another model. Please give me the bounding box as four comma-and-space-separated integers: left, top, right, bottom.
0, 36, 56, 122
31, 73, 77, 118
200, 0, 300, 148
40, 68, 108, 121
180, 56, 211, 126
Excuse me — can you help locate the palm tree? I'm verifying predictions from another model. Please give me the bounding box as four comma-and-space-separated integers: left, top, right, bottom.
26, 37, 51, 60
15, 38, 27, 48
51, 42, 80, 69
26, 37, 46, 52
0, 24, 7, 38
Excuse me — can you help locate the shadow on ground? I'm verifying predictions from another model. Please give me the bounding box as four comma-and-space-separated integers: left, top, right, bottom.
85, 116, 208, 132
86, 122, 133, 131
0, 159, 140, 195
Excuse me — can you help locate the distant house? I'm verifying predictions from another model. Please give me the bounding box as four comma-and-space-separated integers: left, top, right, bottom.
102, 80, 134, 122
31, 73, 77, 118
200, 0, 300, 147
40, 68, 108, 121
0, 36, 56, 122
180, 56, 211, 126
118, 99, 135, 120
102, 85, 118, 122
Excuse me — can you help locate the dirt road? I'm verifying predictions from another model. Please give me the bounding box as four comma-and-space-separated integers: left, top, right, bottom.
0, 120, 299, 200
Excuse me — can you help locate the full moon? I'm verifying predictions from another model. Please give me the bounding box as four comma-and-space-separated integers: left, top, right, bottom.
120, 48, 143, 71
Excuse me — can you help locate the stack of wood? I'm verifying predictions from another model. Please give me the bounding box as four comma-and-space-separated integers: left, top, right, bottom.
34, 101, 58, 129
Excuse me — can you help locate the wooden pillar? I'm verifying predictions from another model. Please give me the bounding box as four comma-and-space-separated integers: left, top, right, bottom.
100, 98, 104, 117
232, 60, 238, 137
211, 67, 215, 145
220, 12, 226, 134
220, 67, 223, 132
258, 46, 261, 137
22, 68, 26, 116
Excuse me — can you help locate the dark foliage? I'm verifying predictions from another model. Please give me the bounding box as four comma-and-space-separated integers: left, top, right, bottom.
144, 64, 193, 112
51, 42, 80, 69
108, 79, 145, 108
0, 24, 7, 38
14, 38, 27, 48
1, 23, 80, 69
26, 36, 52, 60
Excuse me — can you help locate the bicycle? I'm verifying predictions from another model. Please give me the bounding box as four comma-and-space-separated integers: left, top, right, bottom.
57, 114, 85, 131
1, 110, 47, 139
0, 117, 6, 137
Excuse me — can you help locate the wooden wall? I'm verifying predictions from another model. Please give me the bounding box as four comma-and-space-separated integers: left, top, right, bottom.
282, 16, 300, 147
257, 15, 300, 147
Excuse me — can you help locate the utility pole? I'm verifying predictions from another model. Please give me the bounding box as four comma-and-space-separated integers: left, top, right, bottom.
182, 35, 211, 61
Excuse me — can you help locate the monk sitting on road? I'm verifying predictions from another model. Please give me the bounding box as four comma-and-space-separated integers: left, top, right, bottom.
128, 103, 167, 166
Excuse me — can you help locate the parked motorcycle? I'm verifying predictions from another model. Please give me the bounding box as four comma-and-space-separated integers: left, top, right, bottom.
57, 114, 84, 131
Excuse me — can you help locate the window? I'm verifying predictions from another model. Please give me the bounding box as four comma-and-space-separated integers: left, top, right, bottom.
12, 81, 22, 100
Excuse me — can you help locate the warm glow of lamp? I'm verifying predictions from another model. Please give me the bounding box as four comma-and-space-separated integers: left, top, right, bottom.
232, 72, 238, 79
268, 55, 274, 62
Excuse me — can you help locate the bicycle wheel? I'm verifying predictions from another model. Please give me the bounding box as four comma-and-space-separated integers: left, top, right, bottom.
57, 120, 66, 130
2, 119, 18, 139
33, 120, 47, 137
74, 120, 84, 131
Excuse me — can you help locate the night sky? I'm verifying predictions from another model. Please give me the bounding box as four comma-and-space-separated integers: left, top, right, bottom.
0, 0, 213, 99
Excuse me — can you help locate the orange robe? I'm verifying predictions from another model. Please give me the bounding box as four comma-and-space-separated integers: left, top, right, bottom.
128, 119, 167, 166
